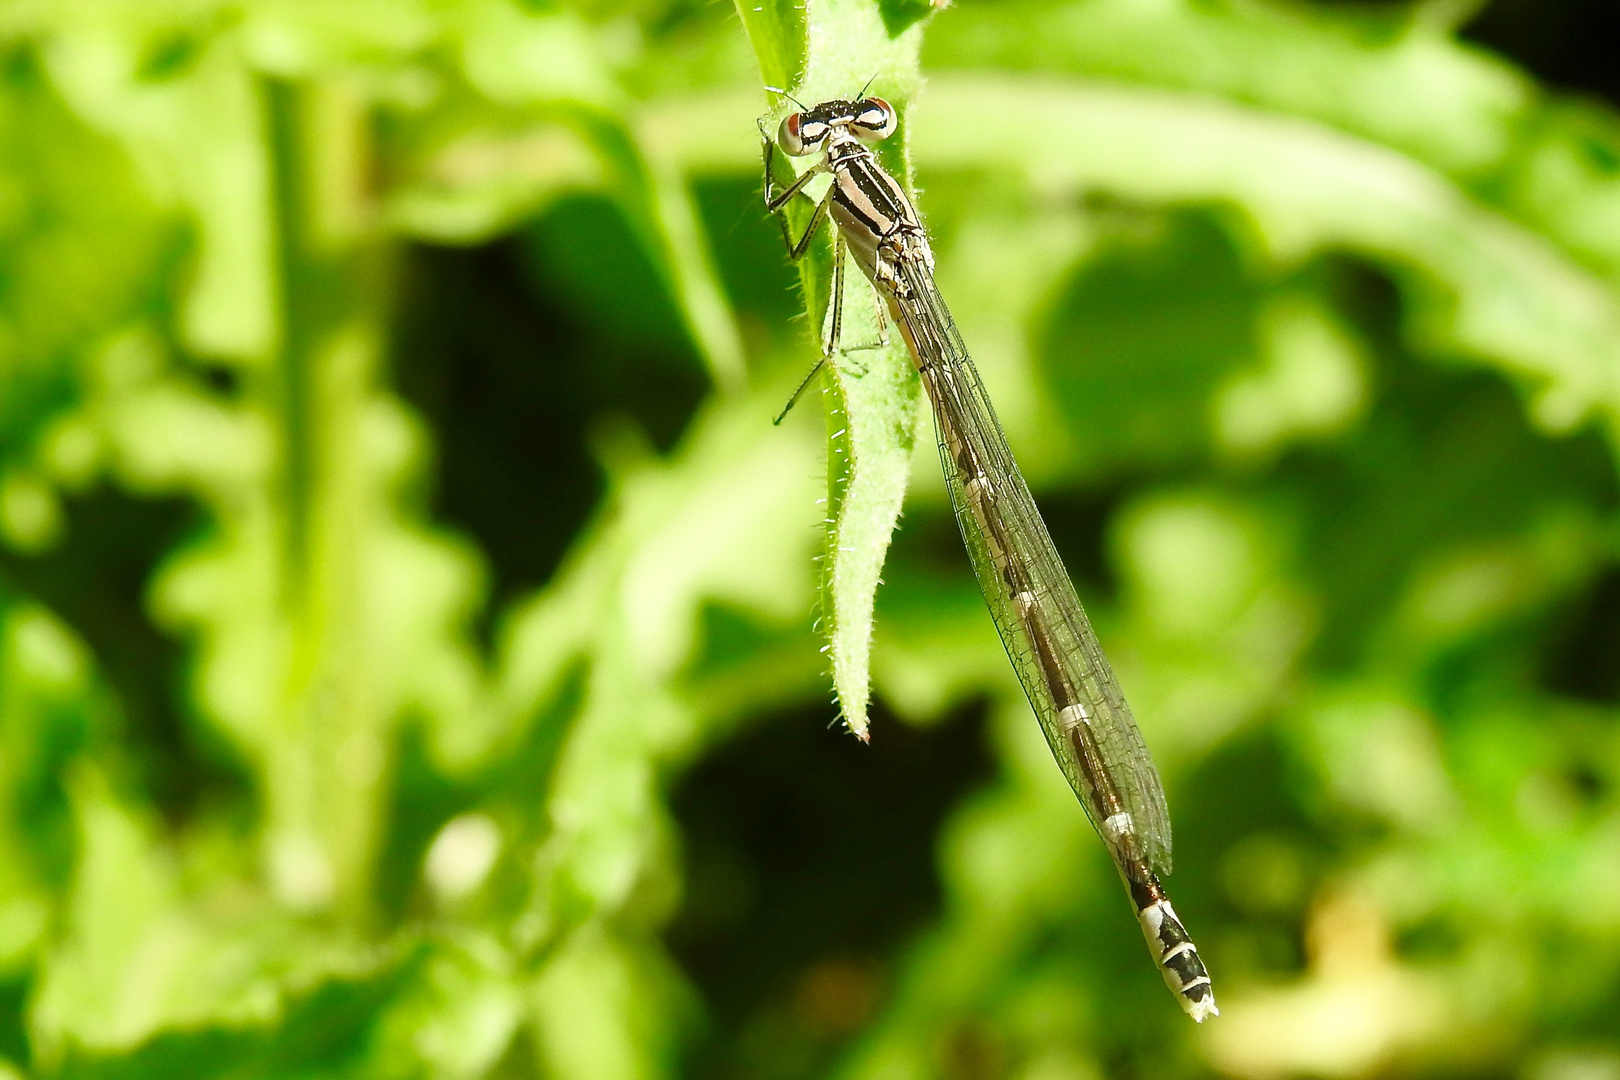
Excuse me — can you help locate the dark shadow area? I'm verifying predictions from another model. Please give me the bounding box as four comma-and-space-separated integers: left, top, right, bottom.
1291, 354, 1619, 669
0, 977, 26, 1068
690, 176, 805, 346
1542, 567, 1620, 704
1034, 484, 1134, 604
1464, 0, 1620, 105
1273, 258, 1620, 672
0, 488, 240, 826
1296, 0, 1620, 110
668, 698, 995, 1080
391, 196, 709, 627
1175, 727, 1320, 982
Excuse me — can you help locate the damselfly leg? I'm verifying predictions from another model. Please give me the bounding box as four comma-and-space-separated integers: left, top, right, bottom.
762, 131, 830, 260
773, 357, 827, 426
826, 228, 846, 356
762, 129, 875, 423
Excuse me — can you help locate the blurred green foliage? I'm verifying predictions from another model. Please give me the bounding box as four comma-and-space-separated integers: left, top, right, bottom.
0, 0, 1618, 1078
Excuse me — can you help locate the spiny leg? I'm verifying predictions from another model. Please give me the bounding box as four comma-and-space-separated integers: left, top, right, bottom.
761, 135, 833, 266
762, 134, 829, 262
760, 133, 854, 418
823, 234, 874, 374
872, 288, 889, 347
773, 356, 828, 425
824, 228, 846, 357
784, 190, 831, 261
778, 232, 847, 424
832, 278, 889, 357
761, 129, 824, 212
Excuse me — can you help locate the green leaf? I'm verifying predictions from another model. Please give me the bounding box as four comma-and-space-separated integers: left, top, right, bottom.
921, 0, 1532, 178
29, 766, 385, 1060
733, 0, 808, 94
818, 317, 921, 740
0, 597, 114, 973
908, 77, 1620, 432
738, 0, 931, 737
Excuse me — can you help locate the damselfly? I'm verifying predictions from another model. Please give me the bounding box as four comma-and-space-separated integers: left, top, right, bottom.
762, 94, 1217, 1022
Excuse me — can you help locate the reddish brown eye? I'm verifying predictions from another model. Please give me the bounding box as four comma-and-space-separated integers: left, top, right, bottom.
854, 97, 897, 141
778, 113, 831, 155
777, 112, 806, 155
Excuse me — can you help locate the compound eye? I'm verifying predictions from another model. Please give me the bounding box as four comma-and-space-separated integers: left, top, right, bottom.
854, 97, 897, 141
777, 113, 806, 155
778, 114, 829, 155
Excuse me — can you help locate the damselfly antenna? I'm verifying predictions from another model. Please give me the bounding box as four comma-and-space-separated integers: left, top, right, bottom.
762, 85, 808, 110
854, 72, 880, 100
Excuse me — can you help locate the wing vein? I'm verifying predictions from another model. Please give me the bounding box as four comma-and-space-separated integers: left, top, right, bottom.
891, 256, 1173, 875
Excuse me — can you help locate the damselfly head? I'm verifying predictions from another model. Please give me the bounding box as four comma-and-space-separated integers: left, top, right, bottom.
776, 97, 897, 156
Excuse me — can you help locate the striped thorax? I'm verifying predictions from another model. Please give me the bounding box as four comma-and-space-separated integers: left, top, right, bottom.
773, 97, 932, 297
